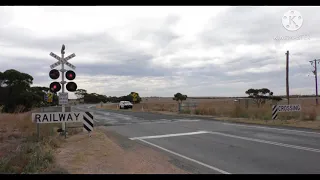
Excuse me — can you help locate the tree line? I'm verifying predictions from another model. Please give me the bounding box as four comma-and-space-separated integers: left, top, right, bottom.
0, 69, 59, 113
0, 69, 142, 113
0, 68, 295, 113
75, 89, 142, 104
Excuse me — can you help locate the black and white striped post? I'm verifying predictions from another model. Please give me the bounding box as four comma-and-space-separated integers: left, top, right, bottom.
272, 105, 278, 120
83, 112, 94, 137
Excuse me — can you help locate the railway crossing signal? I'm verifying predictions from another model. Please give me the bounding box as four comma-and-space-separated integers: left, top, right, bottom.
47, 45, 81, 137
32, 44, 94, 140
65, 70, 77, 92
49, 69, 61, 93
49, 49, 77, 93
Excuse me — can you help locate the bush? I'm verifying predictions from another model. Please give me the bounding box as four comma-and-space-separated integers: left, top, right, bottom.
180, 109, 191, 114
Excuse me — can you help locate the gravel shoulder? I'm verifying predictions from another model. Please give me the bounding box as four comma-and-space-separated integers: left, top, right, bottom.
54, 127, 188, 174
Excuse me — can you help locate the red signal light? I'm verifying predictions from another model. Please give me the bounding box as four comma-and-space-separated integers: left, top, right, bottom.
65, 70, 76, 80
49, 82, 61, 93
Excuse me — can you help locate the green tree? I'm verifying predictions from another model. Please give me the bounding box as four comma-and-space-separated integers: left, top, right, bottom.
245, 88, 282, 108
75, 89, 87, 99
0, 69, 35, 112
173, 92, 188, 103
173, 92, 187, 112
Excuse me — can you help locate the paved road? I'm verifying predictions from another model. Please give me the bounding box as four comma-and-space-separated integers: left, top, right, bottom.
74, 104, 320, 174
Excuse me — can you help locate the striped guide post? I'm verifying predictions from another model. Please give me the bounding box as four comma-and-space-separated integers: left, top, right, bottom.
272, 105, 278, 120
83, 112, 94, 135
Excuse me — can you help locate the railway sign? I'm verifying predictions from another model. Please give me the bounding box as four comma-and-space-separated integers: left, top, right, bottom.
50, 52, 61, 61
31, 112, 94, 132
62, 53, 76, 70
64, 53, 76, 61
49, 52, 76, 70
272, 104, 301, 120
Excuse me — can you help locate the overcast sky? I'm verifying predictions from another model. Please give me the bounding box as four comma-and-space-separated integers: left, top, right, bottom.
0, 6, 319, 98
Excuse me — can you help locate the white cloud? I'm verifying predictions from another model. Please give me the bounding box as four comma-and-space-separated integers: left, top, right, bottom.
0, 6, 318, 98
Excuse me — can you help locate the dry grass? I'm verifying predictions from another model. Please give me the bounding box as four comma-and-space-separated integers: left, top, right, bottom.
0, 109, 82, 174
98, 97, 320, 129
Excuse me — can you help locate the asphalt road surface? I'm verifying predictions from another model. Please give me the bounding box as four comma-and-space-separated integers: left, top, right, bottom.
73, 104, 320, 174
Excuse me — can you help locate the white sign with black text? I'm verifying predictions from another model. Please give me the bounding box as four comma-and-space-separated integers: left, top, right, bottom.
32, 111, 94, 132
59, 92, 69, 105
272, 104, 301, 120
277, 104, 301, 112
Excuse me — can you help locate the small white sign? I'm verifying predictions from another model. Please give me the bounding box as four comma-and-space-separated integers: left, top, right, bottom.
59, 92, 68, 105
277, 104, 301, 112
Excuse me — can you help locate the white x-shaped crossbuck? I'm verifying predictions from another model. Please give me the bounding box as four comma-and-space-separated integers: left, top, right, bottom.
50, 52, 76, 70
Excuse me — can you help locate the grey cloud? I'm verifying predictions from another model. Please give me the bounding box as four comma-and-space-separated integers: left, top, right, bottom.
132, 15, 181, 48
77, 62, 174, 77
199, 6, 318, 47
0, 7, 319, 97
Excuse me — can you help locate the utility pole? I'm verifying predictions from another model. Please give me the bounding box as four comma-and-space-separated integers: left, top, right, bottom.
285, 50, 289, 105
310, 59, 319, 105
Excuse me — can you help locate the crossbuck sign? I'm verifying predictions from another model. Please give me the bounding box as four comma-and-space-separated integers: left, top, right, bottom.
272, 104, 301, 120
50, 52, 76, 70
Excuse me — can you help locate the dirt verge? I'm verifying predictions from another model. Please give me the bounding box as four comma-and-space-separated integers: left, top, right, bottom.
54, 127, 188, 174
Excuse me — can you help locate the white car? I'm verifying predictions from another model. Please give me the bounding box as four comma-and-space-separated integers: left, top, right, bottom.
119, 101, 133, 109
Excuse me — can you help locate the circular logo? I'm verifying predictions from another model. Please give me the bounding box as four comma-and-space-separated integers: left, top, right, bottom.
282, 10, 303, 31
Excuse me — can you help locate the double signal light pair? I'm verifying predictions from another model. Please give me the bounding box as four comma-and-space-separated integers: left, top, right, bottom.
49, 69, 77, 93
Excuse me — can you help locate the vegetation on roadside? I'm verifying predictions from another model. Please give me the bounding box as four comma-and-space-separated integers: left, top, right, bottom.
0, 110, 82, 174
245, 88, 282, 107
75, 89, 142, 104
0, 69, 60, 113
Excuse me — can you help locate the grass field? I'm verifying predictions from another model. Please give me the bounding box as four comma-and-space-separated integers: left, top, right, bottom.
98, 97, 320, 130
0, 109, 82, 174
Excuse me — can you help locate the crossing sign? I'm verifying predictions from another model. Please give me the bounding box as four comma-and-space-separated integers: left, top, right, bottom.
64, 53, 76, 61
49, 52, 76, 70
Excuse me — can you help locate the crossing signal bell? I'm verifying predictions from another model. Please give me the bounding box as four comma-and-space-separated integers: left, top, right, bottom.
65, 70, 77, 92
49, 69, 61, 93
